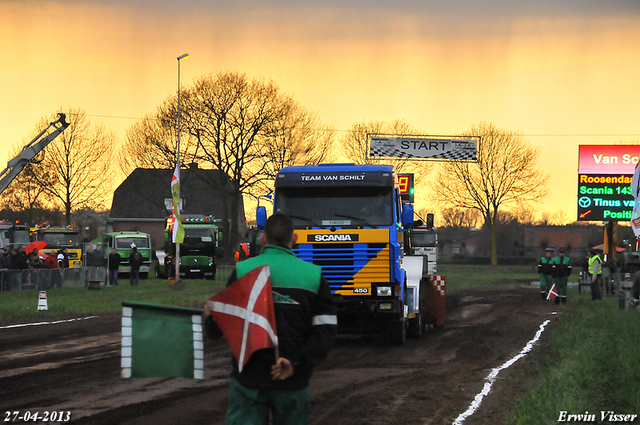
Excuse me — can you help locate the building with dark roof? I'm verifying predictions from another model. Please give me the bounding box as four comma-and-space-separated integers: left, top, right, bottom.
523, 225, 590, 258
108, 166, 246, 251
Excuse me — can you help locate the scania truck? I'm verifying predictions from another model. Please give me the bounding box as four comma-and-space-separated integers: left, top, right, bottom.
257, 163, 432, 344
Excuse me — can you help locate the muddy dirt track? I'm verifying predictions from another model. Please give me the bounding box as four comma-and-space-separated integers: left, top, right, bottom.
0, 287, 563, 425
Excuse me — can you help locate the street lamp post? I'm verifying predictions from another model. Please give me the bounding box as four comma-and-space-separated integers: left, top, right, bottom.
175, 53, 188, 281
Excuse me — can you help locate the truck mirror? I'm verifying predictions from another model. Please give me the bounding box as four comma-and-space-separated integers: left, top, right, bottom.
401, 204, 414, 229
256, 206, 267, 230
426, 213, 434, 228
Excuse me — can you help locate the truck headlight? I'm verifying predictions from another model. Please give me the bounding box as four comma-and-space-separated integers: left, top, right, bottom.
377, 286, 392, 296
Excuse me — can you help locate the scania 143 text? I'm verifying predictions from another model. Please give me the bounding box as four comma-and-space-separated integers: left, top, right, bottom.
257, 163, 433, 344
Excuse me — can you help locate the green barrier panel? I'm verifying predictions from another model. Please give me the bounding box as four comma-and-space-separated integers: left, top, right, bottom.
121, 301, 204, 379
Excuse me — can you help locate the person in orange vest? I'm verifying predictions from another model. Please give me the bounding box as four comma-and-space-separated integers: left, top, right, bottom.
234, 243, 250, 262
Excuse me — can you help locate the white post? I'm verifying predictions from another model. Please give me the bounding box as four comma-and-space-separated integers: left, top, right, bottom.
175, 53, 188, 280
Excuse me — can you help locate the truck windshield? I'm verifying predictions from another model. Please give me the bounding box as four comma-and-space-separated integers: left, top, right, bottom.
274, 186, 394, 227
0, 231, 8, 247
13, 230, 31, 245
412, 231, 437, 247
184, 228, 216, 243
116, 237, 150, 249
40, 232, 80, 245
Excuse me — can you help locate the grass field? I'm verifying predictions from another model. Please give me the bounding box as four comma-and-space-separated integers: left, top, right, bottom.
0, 267, 233, 325
0, 264, 539, 324
439, 264, 640, 422
439, 263, 540, 292
505, 292, 640, 424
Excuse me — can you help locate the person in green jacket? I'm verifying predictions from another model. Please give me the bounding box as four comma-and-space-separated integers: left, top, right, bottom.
551, 247, 572, 304
538, 249, 554, 300
204, 213, 337, 425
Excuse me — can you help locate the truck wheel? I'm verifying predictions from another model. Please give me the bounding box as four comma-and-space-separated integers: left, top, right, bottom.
408, 313, 422, 339
206, 267, 217, 280
388, 318, 406, 345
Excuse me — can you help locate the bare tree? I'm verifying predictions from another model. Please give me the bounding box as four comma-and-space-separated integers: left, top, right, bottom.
28, 109, 115, 224
126, 71, 334, 252
341, 119, 431, 180
252, 103, 334, 195
440, 207, 480, 228
120, 98, 200, 175
549, 210, 570, 226
511, 206, 537, 225
180, 72, 335, 251
434, 122, 548, 265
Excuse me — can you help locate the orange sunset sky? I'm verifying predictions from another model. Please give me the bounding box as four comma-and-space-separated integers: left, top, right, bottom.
1, 0, 640, 221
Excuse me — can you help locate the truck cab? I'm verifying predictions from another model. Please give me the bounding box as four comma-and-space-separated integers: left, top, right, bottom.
259, 163, 420, 344
93, 231, 152, 278
173, 215, 218, 280
0, 221, 31, 252
32, 225, 83, 267
410, 226, 438, 275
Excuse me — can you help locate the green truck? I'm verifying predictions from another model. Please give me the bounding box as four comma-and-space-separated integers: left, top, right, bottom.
92, 231, 153, 278
160, 215, 219, 280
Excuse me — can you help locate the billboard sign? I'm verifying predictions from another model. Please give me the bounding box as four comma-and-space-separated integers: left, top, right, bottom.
577, 145, 640, 221
369, 136, 478, 161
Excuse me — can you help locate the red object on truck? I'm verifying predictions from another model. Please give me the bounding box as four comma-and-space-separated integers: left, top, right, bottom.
426, 275, 446, 326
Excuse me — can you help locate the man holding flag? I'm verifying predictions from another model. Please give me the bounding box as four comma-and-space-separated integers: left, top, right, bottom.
204, 213, 337, 425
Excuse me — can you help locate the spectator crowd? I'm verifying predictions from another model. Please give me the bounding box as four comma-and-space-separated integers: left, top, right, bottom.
0, 245, 70, 271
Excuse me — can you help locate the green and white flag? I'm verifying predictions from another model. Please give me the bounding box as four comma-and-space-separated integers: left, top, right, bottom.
171, 163, 185, 243
121, 301, 204, 379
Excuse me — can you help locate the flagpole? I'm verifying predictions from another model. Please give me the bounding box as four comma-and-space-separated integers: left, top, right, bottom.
176, 53, 188, 281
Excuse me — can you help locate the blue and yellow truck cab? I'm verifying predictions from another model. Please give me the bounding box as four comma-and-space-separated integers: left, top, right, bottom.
257, 163, 420, 344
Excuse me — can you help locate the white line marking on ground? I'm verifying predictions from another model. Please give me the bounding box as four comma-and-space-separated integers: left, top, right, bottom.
451, 319, 551, 425
0, 316, 98, 330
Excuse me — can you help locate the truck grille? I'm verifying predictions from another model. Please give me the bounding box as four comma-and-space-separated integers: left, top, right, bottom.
292, 243, 389, 288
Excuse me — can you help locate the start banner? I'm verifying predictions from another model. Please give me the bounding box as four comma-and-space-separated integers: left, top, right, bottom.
369, 135, 478, 161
